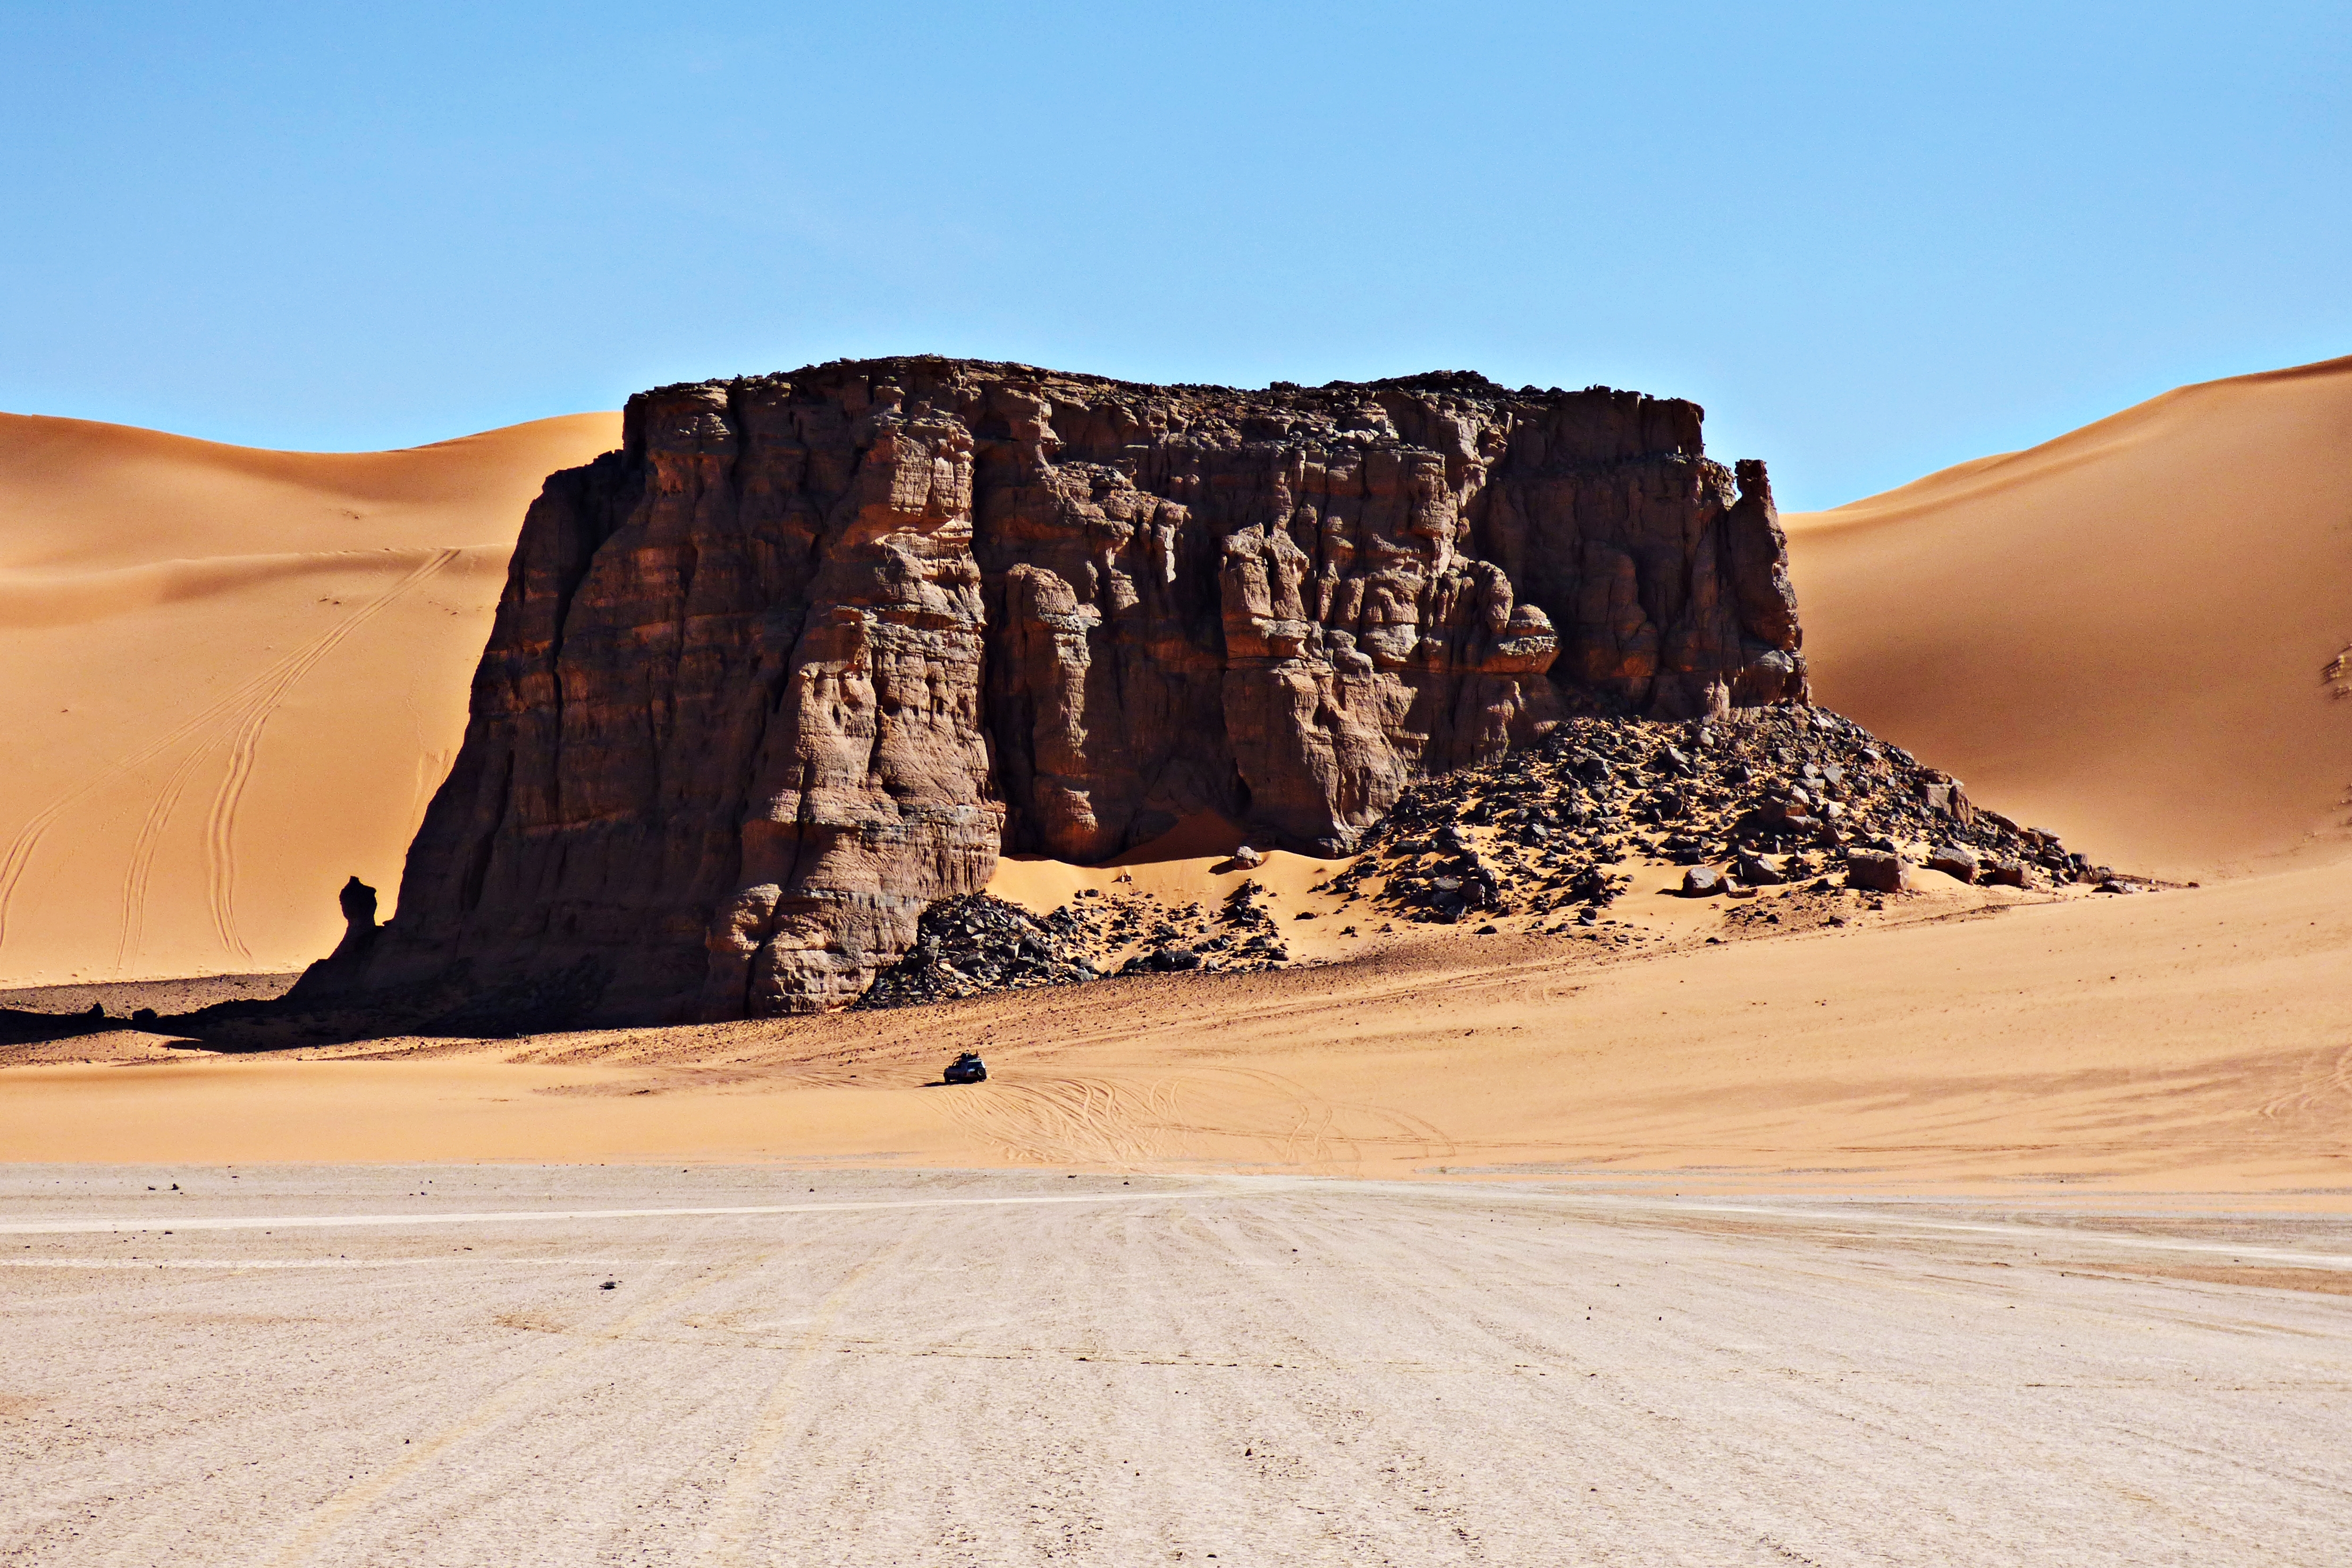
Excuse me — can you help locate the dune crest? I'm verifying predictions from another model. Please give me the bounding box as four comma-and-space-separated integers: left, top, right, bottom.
1786, 356, 2352, 879
0, 411, 620, 985
0, 546, 508, 629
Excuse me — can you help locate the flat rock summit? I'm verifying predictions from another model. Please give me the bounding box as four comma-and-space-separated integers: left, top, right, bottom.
323, 357, 1811, 1018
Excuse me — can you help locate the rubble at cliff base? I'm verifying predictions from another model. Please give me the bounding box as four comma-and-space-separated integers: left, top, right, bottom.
853, 704, 2140, 1009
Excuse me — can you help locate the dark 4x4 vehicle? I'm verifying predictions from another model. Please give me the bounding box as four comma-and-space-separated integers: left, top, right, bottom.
943, 1052, 988, 1085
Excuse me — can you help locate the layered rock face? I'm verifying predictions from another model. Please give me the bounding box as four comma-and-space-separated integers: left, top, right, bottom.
360, 358, 1806, 1019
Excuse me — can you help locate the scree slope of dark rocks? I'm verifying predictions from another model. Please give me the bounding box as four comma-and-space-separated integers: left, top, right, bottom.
855, 705, 2132, 1010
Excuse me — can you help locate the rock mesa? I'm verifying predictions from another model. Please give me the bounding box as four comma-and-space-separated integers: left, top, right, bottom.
350, 358, 1807, 1018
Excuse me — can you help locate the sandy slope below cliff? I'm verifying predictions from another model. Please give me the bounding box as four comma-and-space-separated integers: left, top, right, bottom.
0, 411, 620, 988
8, 850, 2347, 1202
1785, 355, 2352, 881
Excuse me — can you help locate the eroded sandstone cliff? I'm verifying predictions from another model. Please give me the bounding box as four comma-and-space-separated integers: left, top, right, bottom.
353, 358, 1806, 1019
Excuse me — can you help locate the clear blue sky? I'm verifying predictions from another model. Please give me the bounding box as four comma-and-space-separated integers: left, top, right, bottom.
3, 2, 2345, 509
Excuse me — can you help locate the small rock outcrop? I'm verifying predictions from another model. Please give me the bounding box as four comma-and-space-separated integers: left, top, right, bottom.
285, 876, 380, 1000
852, 883, 1291, 1010
348, 358, 1810, 1020
852, 894, 1101, 1009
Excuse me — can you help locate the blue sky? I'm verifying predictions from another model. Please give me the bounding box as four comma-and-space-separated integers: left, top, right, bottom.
2, 2, 2344, 509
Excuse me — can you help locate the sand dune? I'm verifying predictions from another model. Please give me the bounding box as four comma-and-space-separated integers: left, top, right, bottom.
1785, 356, 2352, 880
0, 412, 620, 987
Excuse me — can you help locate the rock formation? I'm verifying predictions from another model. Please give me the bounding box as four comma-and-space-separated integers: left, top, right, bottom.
349, 358, 1808, 1020
285, 875, 380, 1000
1333, 705, 2085, 928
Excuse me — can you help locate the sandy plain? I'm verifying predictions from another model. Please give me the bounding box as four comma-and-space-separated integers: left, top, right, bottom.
5, 1166, 2350, 1567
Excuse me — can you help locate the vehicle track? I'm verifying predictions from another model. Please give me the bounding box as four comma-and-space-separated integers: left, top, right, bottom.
938, 1066, 1458, 1172
2256, 1041, 2352, 1124
201, 547, 461, 958
111, 736, 216, 973
936, 1074, 1170, 1166
11, 1170, 2352, 1566
252, 1214, 757, 1568
0, 546, 459, 967
703, 1223, 930, 1565
0, 659, 285, 956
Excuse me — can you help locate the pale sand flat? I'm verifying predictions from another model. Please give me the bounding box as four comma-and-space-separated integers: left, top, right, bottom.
2, 1166, 2346, 1565
5, 370, 2352, 1562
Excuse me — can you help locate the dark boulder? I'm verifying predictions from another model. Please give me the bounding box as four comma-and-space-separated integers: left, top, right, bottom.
1925, 844, 1980, 883
1846, 850, 1909, 893
1119, 946, 1203, 975
1983, 857, 2031, 888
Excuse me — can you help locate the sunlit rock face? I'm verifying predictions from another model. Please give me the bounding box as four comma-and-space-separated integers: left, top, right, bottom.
361, 358, 1806, 1018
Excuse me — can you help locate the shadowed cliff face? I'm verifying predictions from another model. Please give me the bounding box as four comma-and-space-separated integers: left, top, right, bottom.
362, 358, 1806, 1019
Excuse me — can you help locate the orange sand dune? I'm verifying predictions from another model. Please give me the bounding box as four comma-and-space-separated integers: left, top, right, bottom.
1786, 356, 2352, 880
0, 411, 620, 985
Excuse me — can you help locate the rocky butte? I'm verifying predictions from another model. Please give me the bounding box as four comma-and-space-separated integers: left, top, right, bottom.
317, 357, 1808, 1021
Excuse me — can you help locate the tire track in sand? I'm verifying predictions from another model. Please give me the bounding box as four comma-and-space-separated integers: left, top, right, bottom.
200, 547, 461, 958
0, 547, 459, 966
938, 1066, 1457, 1173
702, 1224, 928, 1565
111, 739, 218, 973
2256, 1041, 2352, 1124
255, 1223, 755, 1568
935, 1074, 1175, 1167
1, 656, 290, 957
